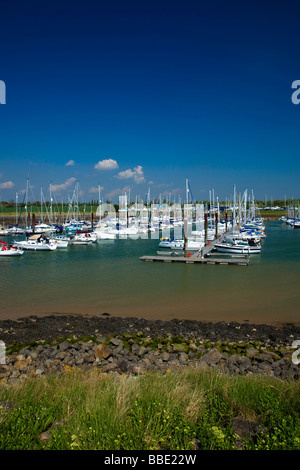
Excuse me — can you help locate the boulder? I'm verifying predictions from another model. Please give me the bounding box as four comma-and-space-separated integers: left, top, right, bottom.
172, 343, 188, 353
117, 358, 129, 372
95, 344, 112, 360
110, 338, 123, 347
200, 348, 223, 366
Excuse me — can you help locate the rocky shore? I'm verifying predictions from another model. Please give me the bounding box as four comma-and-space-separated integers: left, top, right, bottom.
1, 314, 300, 384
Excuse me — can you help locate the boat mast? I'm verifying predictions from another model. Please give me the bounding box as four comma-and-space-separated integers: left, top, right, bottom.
76, 181, 79, 228
41, 187, 43, 223
98, 184, 101, 225
186, 178, 189, 205
15, 192, 18, 226
243, 189, 247, 225
25, 178, 29, 232
50, 182, 53, 227
233, 184, 236, 234
209, 190, 212, 229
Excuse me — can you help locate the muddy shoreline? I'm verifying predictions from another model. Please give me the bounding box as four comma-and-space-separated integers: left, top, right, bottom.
0, 313, 299, 347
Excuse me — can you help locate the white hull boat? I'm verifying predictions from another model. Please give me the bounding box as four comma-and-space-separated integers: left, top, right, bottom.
13, 234, 57, 251
214, 241, 261, 254
186, 237, 205, 250
51, 237, 69, 248
95, 231, 116, 240
13, 240, 57, 251
293, 220, 300, 228
159, 238, 185, 249
0, 241, 24, 256
70, 238, 93, 245
6, 227, 26, 235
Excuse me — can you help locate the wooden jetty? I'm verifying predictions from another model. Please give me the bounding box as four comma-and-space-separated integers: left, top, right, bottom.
140, 254, 249, 266
141, 231, 249, 266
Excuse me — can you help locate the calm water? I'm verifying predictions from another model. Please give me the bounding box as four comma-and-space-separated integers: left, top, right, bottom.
0, 220, 299, 323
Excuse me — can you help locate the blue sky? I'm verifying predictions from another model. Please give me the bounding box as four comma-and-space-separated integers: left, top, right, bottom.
0, 0, 300, 203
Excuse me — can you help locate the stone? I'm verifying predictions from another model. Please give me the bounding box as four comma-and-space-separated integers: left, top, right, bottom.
246, 348, 259, 358
75, 357, 84, 365
255, 353, 274, 363
178, 352, 188, 363
14, 358, 31, 370
137, 346, 148, 356
141, 358, 151, 368
95, 344, 112, 360
39, 430, 52, 442
58, 341, 69, 352
28, 351, 39, 360
10, 370, 20, 378
161, 352, 170, 362
132, 365, 144, 375
191, 438, 202, 450
201, 348, 223, 366
56, 352, 67, 361
172, 343, 188, 353
110, 338, 123, 347
101, 362, 118, 372
231, 418, 261, 438
120, 348, 129, 356
117, 358, 129, 372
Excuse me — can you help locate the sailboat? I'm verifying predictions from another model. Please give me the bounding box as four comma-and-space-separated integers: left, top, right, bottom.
13, 234, 57, 251
48, 183, 69, 248
12, 179, 57, 251
214, 186, 262, 254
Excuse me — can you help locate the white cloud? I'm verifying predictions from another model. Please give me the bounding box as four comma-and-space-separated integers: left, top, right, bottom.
94, 158, 119, 171
0, 181, 14, 189
65, 160, 75, 166
105, 188, 122, 199
89, 185, 104, 193
105, 186, 131, 199
51, 177, 76, 193
115, 165, 145, 184
117, 169, 135, 179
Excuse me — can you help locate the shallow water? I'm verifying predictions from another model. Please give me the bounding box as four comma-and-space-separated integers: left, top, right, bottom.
0, 220, 299, 323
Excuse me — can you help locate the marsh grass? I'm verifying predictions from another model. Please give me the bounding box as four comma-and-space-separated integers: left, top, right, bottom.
0, 366, 299, 450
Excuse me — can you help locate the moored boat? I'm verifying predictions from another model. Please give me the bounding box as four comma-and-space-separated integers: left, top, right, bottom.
13, 234, 57, 251
0, 240, 24, 256
214, 239, 261, 254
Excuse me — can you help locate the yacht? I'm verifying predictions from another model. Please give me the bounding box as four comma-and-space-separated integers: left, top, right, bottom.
214, 238, 261, 254
13, 234, 57, 251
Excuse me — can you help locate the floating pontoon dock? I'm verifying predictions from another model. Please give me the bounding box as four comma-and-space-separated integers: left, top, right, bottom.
140, 237, 249, 266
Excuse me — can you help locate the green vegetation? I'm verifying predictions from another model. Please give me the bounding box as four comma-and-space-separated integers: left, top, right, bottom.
0, 366, 299, 450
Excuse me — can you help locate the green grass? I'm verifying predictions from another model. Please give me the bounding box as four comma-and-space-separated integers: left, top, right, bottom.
0, 366, 299, 450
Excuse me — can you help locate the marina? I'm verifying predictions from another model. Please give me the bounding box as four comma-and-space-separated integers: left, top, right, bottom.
0, 180, 298, 324
0, 216, 298, 324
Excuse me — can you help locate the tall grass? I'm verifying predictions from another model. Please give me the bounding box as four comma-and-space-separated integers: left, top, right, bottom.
0, 366, 299, 450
